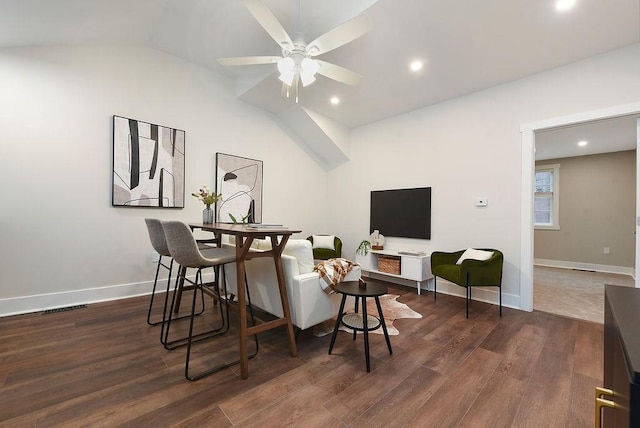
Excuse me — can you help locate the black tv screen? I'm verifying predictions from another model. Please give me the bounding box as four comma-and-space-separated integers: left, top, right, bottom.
370, 187, 431, 239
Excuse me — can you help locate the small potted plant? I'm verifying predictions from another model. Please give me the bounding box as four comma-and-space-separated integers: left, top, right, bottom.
356, 240, 371, 256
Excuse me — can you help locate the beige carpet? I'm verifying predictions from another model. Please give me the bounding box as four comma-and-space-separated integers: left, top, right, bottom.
313, 294, 422, 336
533, 265, 634, 323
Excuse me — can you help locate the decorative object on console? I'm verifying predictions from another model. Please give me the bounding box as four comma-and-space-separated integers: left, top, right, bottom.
192, 185, 220, 224
431, 248, 504, 318
112, 115, 185, 208
370, 230, 385, 250
306, 235, 342, 260
215, 153, 263, 223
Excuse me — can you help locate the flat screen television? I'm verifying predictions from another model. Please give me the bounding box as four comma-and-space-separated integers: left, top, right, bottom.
370, 187, 431, 239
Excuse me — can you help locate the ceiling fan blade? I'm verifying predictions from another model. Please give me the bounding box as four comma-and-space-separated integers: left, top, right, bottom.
316, 60, 363, 86
306, 14, 373, 56
217, 56, 281, 66
241, 0, 293, 51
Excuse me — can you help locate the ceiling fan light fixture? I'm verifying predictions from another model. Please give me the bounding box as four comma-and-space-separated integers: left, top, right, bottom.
301, 58, 320, 75
279, 72, 295, 86
221, 2, 372, 100
299, 58, 319, 86
277, 56, 295, 74
300, 72, 316, 87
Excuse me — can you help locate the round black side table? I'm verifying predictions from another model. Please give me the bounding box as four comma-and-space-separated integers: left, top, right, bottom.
328, 281, 393, 372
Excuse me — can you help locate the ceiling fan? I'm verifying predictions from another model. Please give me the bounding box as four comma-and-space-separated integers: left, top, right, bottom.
217, 0, 373, 99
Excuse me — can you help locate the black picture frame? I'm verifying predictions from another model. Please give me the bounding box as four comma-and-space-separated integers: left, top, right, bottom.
215, 153, 263, 223
111, 115, 185, 208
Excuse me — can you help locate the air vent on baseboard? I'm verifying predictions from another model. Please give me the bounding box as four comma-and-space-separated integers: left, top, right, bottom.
42, 304, 87, 315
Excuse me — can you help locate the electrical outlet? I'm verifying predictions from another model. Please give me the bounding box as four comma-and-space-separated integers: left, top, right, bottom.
603, 247, 610, 255
151, 251, 160, 262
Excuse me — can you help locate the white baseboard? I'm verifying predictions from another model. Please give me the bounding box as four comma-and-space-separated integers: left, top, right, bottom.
0, 272, 216, 318
534, 258, 635, 277
431, 280, 519, 311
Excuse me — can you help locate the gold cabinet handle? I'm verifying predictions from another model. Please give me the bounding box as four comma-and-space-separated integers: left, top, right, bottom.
595, 387, 616, 428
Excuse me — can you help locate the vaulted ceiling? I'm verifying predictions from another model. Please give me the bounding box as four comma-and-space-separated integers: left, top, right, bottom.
1, 0, 639, 165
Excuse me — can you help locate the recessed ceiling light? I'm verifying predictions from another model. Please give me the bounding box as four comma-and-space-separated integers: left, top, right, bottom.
330, 96, 340, 105
578, 140, 588, 147
556, 0, 577, 12
409, 60, 423, 72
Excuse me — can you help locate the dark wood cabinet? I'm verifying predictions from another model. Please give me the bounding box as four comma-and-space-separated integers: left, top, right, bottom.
603, 285, 640, 427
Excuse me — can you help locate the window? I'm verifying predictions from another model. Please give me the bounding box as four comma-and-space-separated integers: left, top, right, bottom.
534, 164, 560, 230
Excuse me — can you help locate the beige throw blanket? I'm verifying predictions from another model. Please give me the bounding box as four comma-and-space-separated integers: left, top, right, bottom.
314, 258, 360, 294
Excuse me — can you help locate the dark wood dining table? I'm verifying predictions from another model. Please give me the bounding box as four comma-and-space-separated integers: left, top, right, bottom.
189, 222, 300, 379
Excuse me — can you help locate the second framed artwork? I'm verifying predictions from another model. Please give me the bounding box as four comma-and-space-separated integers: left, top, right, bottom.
215, 153, 263, 223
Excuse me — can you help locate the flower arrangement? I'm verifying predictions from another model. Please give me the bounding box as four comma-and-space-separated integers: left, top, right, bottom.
191, 185, 221, 209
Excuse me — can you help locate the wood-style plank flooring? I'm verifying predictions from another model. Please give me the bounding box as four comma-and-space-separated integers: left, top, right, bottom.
0, 281, 602, 427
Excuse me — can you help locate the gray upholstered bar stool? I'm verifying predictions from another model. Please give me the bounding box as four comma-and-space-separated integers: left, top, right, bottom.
145, 218, 207, 347
161, 220, 257, 381
144, 218, 180, 326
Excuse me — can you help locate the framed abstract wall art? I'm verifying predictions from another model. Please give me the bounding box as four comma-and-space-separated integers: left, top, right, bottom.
112, 115, 185, 208
215, 153, 263, 223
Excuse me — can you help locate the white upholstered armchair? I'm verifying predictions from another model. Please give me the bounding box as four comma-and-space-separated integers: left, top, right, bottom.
224, 239, 359, 330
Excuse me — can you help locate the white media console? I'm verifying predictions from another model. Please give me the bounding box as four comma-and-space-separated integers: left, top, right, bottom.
355, 249, 433, 295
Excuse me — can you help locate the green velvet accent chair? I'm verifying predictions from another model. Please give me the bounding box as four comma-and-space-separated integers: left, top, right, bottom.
431, 249, 504, 318
305, 235, 342, 260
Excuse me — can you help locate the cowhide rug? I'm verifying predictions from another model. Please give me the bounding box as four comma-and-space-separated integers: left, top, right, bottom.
313, 294, 422, 337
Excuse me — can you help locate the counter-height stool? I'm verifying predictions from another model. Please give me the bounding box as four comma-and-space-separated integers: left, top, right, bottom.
144, 218, 182, 326
145, 218, 206, 348
161, 220, 258, 380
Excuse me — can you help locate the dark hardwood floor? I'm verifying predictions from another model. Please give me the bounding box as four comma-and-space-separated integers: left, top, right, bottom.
0, 281, 602, 427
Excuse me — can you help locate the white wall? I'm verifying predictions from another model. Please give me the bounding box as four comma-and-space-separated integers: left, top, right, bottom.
329, 43, 640, 310
0, 45, 328, 315
2, 42, 640, 315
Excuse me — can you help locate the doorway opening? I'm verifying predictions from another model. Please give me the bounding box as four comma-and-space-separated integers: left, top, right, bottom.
532, 118, 637, 322
520, 102, 640, 314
